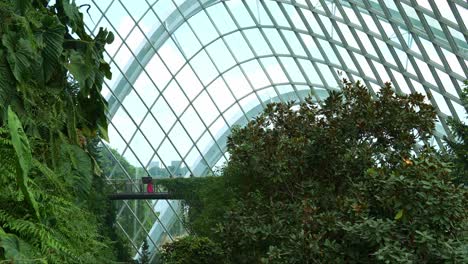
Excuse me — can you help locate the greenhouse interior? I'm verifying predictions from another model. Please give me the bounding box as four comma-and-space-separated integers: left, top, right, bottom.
0, 0, 467, 263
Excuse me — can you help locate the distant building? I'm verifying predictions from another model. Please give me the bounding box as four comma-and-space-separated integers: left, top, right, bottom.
148, 161, 160, 169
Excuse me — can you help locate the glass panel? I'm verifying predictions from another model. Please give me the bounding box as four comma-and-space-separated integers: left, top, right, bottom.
355, 30, 378, 57
209, 116, 229, 140
158, 39, 186, 74
343, 6, 360, 25
241, 59, 271, 88
354, 53, 375, 80
129, 130, 154, 167
280, 57, 305, 82
415, 57, 436, 85
257, 86, 280, 103
114, 45, 133, 70
298, 59, 321, 84
108, 120, 129, 155
245, 0, 273, 26
299, 33, 323, 60
196, 131, 215, 157
431, 92, 451, 116
336, 46, 356, 72
337, 22, 359, 49
261, 57, 288, 84
206, 4, 237, 35
285, 4, 307, 31
391, 69, 411, 94
207, 78, 237, 112
190, 50, 219, 86
112, 106, 137, 142
133, 72, 159, 106
175, 64, 203, 101
224, 32, 254, 62
140, 10, 161, 35
223, 66, 253, 99
265, 1, 289, 28
163, 80, 189, 117
263, 28, 289, 54
283, 30, 307, 57
152, 98, 176, 133
123, 0, 148, 20
240, 93, 262, 119
157, 138, 183, 172
140, 115, 165, 150
189, 12, 219, 45
174, 23, 202, 59
206, 40, 236, 73
435, 68, 458, 97
244, 29, 273, 56
318, 39, 339, 65
168, 122, 193, 159
225, 103, 247, 127
193, 91, 219, 125
146, 54, 172, 89
122, 89, 147, 124
154, 0, 176, 22
441, 48, 463, 77
227, 1, 256, 28
180, 106, 205, 141
420, 37, 442, 66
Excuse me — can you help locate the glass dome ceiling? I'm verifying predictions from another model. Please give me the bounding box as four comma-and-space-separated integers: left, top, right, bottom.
79, 0, 467, 260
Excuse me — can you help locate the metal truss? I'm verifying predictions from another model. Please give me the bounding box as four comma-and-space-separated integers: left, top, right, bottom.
79, 0, 467, 261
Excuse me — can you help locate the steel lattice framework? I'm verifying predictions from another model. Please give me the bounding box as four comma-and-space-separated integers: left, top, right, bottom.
80, 0, 467, 261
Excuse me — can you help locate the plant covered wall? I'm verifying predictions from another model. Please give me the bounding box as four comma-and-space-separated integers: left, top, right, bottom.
0, 0, 132, 262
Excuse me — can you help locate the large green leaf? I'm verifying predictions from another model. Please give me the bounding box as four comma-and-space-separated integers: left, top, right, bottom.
97, 122, 109, 142
60, 0, 85, 37
13, 0, 31, 15
0, 226, 21, 260
40, 15, 65, 82
7, 107, 31, 179
2, 32, 36, 83
7, 106, 41, 221
0, 49, 16, 117
66, 50, 92, 90
0, 49, 14, 91
58, 143, 93, 198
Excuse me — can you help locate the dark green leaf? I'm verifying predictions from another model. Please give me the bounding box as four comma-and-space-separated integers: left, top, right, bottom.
40, 15, 65, 82
7, 106, 41, 221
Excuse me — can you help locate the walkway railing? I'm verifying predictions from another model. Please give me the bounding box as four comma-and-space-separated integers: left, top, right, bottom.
107, 178, 181, 200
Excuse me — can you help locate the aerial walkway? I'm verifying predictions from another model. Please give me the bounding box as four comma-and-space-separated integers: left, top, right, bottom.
107, 177, 181, 200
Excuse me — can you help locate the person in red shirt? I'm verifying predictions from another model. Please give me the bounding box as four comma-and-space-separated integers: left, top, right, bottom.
147, 181, 153, 193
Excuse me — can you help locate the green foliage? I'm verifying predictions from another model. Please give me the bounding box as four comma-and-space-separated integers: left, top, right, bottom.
140, 239, 150, 264
160, 236, 225, 264
157, 176, 231, 238
445, 80, 468, 185
160, 81, 467, 263
0, 0, 112, 143
96, 145, 164, 249
215, 81, 467, 263
0, 0, 131, 263
7, 107, 40, 221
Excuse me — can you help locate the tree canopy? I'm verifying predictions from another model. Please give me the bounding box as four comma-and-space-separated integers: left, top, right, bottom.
159, 81, 467, 263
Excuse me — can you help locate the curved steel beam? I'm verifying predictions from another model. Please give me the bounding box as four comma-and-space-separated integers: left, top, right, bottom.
107, 0, 467, 119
